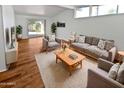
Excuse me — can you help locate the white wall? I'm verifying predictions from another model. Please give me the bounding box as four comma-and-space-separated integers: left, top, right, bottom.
2, 5, 15, 47
0, 5, 15, 71
0, 6, 6, 71
52, 10, 124, 50
15, 14, 52, 39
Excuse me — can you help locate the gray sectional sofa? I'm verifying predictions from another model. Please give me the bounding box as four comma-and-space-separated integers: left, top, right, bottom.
87, 58, 124, 88
70, 35, 117, 62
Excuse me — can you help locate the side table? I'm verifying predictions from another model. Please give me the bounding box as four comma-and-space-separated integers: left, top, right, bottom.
118, 51, 124, 63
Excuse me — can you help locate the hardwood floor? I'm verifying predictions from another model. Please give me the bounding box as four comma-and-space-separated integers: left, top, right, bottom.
0, 37, 45, 88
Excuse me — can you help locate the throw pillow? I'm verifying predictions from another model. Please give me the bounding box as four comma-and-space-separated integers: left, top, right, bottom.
108, 63, 120, 80
92, 37, 99, 45
85, 36, 93, 45
98, 39, 106, 50
116, 62, 124, 84
74, 36, 79, 42
49, 35, 55, 42
78, 36, 85, 43
104, 41, 114, 51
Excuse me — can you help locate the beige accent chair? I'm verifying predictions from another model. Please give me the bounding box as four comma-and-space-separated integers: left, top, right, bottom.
41, 36, 61, 52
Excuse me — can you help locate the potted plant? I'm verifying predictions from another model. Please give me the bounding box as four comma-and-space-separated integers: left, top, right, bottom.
51, 23, 57, 35
16, 25, 22, 39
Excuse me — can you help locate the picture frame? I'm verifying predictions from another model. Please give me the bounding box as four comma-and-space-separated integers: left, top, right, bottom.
57, 22, 65, 27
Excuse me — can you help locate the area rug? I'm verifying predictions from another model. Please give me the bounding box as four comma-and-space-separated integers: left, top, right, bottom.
35, 51, 97, 88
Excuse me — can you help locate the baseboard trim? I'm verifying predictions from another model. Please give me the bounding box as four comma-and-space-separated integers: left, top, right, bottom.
0, 68, 7, 72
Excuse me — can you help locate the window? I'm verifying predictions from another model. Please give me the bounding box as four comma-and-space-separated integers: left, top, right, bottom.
91, 6, 98, 16
118, 5, 124, 13
98, 5, 117, 16
75, 5, 124, 18
75, 7, 90, 18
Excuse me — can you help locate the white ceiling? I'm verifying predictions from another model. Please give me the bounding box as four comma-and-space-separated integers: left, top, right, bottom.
13, 5, 74, 17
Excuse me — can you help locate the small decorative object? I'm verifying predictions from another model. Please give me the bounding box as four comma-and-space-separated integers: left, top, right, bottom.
51, 23, 57, 35
61, 41, 67, 52
16, 25, 22, 39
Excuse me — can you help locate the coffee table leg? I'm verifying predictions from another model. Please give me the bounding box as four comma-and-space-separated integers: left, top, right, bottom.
69, 70, 72, 76
69, 66, 72, 76
80, 60, 82, 69
56, 56, 58, 63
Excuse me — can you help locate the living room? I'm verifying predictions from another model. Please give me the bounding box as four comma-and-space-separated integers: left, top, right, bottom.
0, 0, 124, 91
38, 5, 124, 87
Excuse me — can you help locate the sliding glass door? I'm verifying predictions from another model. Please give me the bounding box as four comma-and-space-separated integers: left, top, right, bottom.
27, 19, 44, 38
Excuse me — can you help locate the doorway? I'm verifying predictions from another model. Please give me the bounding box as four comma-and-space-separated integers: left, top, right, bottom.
27, 19, 45, 38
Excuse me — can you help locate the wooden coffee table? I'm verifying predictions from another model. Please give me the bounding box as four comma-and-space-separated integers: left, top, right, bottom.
54, 48, 85, 75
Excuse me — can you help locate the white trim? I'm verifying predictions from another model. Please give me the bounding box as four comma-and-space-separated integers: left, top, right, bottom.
0, 68, 7, 72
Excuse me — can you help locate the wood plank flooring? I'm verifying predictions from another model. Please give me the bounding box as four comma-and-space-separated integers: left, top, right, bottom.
0, 37, 45, 88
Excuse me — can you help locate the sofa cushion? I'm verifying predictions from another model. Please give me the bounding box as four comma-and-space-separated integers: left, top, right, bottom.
48, 42, 59, 48
108, 63, 120, 80
105, 41, 114, 51
85, 36, 93, 45
87, 45, 109, 57
78, 35, 85, 43
92, 37, 99, 46
72, 43, 90, 50
116, 62, 124, 84
98, 39, 106, 50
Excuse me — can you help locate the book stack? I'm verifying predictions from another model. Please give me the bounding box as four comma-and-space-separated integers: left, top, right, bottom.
69, 53, 78, 60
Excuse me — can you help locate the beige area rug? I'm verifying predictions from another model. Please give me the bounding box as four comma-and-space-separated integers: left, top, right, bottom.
35, 51, 98, 88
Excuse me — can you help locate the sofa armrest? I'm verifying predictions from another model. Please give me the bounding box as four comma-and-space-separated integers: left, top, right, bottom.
87, 69, 124, 88
108, 47, 117, 62
69, 39, 76, 43
98, 58, 114, 72
44, 35, 49, 41
41, 38, 48, 50
55, 38, 61, 44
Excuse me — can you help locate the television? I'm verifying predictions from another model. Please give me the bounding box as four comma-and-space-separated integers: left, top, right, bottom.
11, 26, 15, 48
5, 28, 10, 46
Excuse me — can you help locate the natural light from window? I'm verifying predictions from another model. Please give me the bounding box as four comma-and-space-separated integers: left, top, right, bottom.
75, 7, 90, 18
28, 20, 44, 35
118, 5, 124, 13
98, 5, 117, 16
91, 6, 98, 16
75, 5, 124, 18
